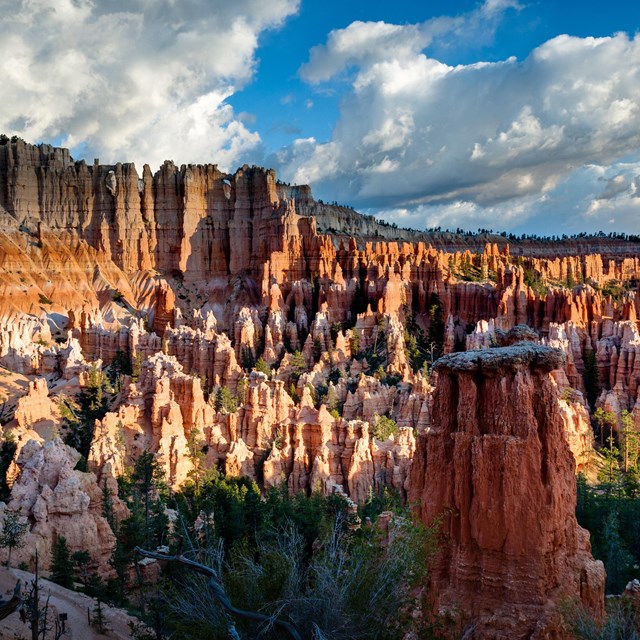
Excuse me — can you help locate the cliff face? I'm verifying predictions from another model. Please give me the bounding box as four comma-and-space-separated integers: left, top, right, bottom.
0, 140, 637, 439
85, 352, 421, 502
1, 438, 123, 577
0, 141, 637, 492
0, 140, 302, 279
409, 344, 605, 638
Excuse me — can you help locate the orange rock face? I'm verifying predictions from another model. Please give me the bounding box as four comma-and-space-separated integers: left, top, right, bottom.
409, 344, 605, 638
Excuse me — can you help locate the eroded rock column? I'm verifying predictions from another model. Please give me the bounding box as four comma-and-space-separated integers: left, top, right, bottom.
409, 343, 605, 638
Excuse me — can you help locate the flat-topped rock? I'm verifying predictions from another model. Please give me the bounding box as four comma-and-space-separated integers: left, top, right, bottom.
495, 323, 540, 346
411, 337, 603, 638
433, 342, 566, 374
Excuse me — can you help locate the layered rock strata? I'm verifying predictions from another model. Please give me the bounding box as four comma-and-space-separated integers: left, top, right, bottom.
87, 353, 423, 502
409, 344, 605, 638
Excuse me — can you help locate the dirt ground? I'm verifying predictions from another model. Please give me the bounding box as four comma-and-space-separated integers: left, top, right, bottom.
0, 566, 144, 639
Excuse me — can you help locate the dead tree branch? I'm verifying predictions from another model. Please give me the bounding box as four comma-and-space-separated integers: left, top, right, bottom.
134, 546, 302, 640
0, 580, 21, 620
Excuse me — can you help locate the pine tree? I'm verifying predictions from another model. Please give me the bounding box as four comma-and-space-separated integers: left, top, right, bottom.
120, 451, 169, 550
621, 409, 639, 472
0, 432, 17, 501
602, 510, 633, 593
63, 364, 108, 457
50, 535, 74, 589
215, 386, 238, 413
290, 350, 307, 384
101, 477, 116, 532
583, 350, 599, 409
254, 357, 271, 378
91, 598, 108, 634
72, 550, 91, 588
186, 428, 205, 501
0, 507, 27, 567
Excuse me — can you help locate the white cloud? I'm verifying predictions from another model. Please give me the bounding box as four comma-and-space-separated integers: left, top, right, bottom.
370, 156, 640, 235
0, 0, 299, 170
284, 22, 640, 233
299, 0, 521, 85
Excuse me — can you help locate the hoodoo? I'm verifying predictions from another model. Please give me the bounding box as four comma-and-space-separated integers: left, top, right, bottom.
409, 343, 605, 638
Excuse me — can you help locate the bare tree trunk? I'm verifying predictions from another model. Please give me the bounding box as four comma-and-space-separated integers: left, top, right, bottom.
31, 550, 39, 640
0, 580, 21, 620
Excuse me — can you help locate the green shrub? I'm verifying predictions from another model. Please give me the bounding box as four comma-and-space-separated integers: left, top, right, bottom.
371, 414, 399, 441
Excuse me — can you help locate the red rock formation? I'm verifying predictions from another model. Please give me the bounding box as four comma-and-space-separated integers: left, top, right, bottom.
13, 378, 56, 430
409, 344, 605, 637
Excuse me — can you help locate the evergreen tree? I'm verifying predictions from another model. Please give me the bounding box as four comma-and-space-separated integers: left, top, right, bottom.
50, 535, 74, 589
102, 477, 116, 532
91, 598, 108, 634
583, 350, 599, 409
593, 407, 616, 448
185, 428, 205, 502
621, 409, 640, 472
236, 376, 249, 405
63, 364, 109, 458
254, 357, 271, 378
602, 510, 634, 593
289, 351, 307, 384
120, 451, 169, 551
0, 432, 17, 501
109, 349, 132, 392
72, 550, 91, 588
0, 507, 27, 567
427, 293, 444, 358
215, 386, 238, 413
371, 414, 399, 441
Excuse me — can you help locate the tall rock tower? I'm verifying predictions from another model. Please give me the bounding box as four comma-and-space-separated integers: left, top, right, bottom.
409, 343, 605, 638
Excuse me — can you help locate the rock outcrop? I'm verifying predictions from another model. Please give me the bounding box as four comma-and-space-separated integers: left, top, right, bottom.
409, 344, 605, 638
86, 352, 421, 501
4, 138, 640, 634
2, 439, 122, 577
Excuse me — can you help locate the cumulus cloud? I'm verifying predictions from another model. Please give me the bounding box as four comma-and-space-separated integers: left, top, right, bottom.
299, 0, 521, 84
285, 4, 640, 233
0, 0, 299, 170
370, 155, 640, 235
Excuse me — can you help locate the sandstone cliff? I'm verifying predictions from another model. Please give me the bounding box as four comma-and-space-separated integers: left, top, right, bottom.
1, 438, 122, 577
0, 140, 636, 500
4, 139, 640, 632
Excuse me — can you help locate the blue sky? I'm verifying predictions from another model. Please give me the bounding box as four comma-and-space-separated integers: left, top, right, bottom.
2, 0, 640, 235
232, 0, 640, 158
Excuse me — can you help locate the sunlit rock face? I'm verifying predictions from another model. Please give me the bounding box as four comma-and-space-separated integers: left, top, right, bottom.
409, 344, 605, 639
4, 138, 640, 633
1, 438, 124, 577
